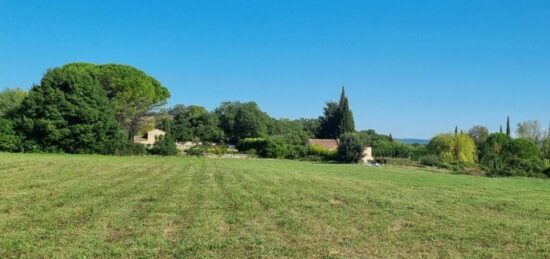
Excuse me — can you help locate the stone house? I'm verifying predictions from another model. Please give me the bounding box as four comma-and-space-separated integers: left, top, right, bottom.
134, 129, 166, 146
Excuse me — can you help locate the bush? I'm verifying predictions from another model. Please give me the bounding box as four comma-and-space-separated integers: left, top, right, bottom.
307, 144, 338, 161
0, 119, 21, 152
186, 145, 208, 156
238, 137, 305, 159
420, 155, 441, 167
114, 141, 147, 156
337, 133, 365, 163
544, 167, 550, 177
150, 134, 179, 156
484, 138, 545, 177
427, 133, 476, 165
373, 141, 414, 158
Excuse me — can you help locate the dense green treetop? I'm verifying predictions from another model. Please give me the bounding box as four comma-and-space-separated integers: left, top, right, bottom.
0, 87, 28, 118
16, 64, 123, 153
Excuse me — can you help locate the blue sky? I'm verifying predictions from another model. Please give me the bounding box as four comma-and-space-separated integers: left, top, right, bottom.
1, 1, 549, 138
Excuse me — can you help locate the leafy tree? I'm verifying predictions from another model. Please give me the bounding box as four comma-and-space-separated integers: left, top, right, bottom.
453, 133, 477, 165
168, 105, 224, 143
16, 64, 124, 154
214, 101, 269, 143
317, 101, 340, 138
479, 133, 511, 172
150, 134, 179, 156
297, 118, 320, 138
497, 138, 545, 177
54, 63, 171, 140
0, 118, 21, 152
338, 133, 364, 163
95, 64, 170, 140
543, 135, 550, 159
0, 87, 27, 118
427, 133, 476, 165
516, 120, 544, 145
468, 125, 489, 147
317, 87, 356, 138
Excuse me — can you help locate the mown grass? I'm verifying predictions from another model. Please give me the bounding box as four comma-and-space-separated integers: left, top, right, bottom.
0, 153, 549, 258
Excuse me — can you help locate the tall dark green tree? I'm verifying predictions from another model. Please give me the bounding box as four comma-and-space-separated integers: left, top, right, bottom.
317, 101, 341, 138
506, 116, 511, 137
317, 87, 356, 138
338, 87, 355, 135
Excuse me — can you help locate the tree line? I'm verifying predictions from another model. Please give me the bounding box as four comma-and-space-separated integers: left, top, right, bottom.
0, 62, 549, 177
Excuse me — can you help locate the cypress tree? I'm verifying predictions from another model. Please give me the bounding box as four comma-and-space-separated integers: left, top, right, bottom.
338, 87, 355, 135
506, 116, 511, 137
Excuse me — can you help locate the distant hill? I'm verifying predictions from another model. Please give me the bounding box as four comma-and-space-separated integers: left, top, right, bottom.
395, 138, 429, 145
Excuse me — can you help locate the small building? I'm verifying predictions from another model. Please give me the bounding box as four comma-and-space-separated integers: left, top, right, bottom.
134, 129, 166, 146
361, 147, 374, 163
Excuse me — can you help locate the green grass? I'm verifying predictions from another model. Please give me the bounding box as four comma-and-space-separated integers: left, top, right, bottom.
1, 153, 549, 258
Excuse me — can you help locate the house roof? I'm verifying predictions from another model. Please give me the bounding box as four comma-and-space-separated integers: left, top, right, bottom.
307, 139, 338, 150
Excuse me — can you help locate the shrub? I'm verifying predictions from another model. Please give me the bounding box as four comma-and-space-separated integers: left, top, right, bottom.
150, 134, 179, 156
186, 145, 208, 156
420, 155, 441, 167
307, 144, 338, 161
0, 119, 21, 152
427, 133, 476, 165
337, 133, 365, 163
238, 137, 305, 159
114, 141, 147, 156
544, 167, 550, 177
485, 138, 546, 177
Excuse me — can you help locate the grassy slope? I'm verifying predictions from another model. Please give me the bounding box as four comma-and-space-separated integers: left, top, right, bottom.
0, 153, 549, 258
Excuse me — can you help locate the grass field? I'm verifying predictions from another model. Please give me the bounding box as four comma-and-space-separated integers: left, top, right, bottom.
1, 153, 549, 258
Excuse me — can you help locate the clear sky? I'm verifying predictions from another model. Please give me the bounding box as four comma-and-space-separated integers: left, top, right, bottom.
1, 1, 549, 139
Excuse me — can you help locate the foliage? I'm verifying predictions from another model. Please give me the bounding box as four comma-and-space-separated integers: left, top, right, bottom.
169, 105, 224, 143
516, 120, 544, 145
237, 137, 305, 159
337, 133, 365, 163
150, 134, 179, 156
94, 64, 171, 140
338, 87, 355, 134
468, 125, 489, 147
317, 101, 341, 138
479, 133, 511, 173
0, 87, 27, 117
427, 133, 476, 165
307, 144, 338, 161
114, 141, 147, 156
186, 145, 208, 156
16, 64, 124, 154
48, 63, 170, 141
373, 141, 414, 158
215, 101, 270, 143
543, 136, 550, 159
481, 134, 545, 177
420, 155, 442, 167
0, 118, 22, 152
317, 87, 356, 138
